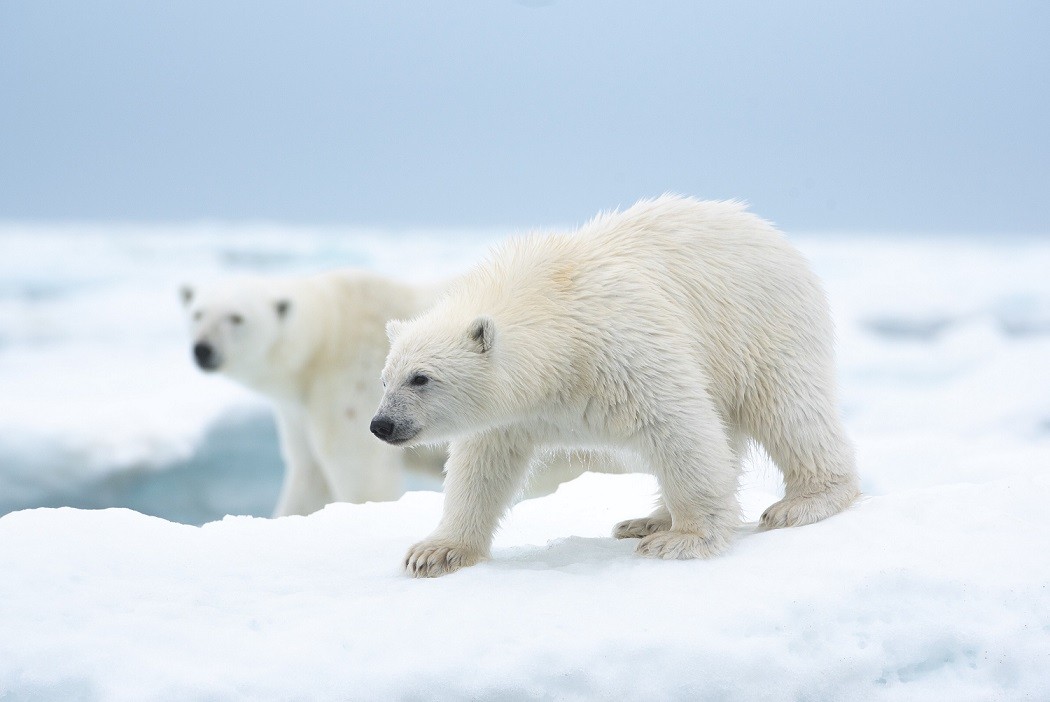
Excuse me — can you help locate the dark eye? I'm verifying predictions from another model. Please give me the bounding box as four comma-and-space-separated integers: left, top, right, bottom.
409, 373, 429, 387
193, 310, 203, 321
229, 314, 243, 325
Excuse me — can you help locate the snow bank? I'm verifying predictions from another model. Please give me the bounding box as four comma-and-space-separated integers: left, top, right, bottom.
2, 472, 1048, 701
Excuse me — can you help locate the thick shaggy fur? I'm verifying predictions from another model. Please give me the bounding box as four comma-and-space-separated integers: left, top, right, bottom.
183, 271, 446, 515
375, 195, 860, 577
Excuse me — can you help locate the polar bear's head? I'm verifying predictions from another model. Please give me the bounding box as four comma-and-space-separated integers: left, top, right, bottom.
180, 279, 293, 382
370, 314, 499, 446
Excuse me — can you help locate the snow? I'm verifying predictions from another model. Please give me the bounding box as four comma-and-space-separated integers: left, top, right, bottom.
2, 471, 1048, 700
1, 224, 1049, 698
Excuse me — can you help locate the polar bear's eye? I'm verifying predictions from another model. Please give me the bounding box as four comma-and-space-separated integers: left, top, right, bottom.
193, 311, 203, 321
229, 314, 243, 325
409, 374, 430, 387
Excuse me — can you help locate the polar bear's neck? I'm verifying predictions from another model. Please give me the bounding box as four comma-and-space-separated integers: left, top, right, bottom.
442, 239, 593, 418
263, 271, 440, 407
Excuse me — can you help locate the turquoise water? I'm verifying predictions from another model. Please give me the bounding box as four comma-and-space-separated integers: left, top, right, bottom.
0, 413, 285, 526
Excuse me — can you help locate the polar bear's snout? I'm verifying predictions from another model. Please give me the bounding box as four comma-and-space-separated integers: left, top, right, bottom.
369, 414, 417, 445
193, 341, 221, 371
369, 416, 396, 440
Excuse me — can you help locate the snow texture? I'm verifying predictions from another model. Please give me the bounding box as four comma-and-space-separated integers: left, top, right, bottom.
1, 224, 1049, 699
1, 472, 1048, 700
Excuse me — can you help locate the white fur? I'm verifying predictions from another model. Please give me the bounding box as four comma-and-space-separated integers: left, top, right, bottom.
183, 270, 446, 516
376, 195, 860, 577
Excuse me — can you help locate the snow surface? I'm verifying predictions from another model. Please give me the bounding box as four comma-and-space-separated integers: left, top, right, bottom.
1, 224, 1049, 698
1, 472, 1048, 700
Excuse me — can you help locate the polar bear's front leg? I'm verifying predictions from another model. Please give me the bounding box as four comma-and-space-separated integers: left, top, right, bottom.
404, 429, 534, 578
273, 412, 333, 517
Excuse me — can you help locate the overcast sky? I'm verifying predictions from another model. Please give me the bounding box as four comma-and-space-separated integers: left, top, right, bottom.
1, 1, 1047, 232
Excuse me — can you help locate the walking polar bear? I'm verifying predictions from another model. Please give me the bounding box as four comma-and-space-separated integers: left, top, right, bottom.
182, 270, 618, 517
372, 195, 860, 577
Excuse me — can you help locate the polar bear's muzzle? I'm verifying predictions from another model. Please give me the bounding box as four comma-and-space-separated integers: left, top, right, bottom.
369, 414, 419, 446
193, 341, 222, 371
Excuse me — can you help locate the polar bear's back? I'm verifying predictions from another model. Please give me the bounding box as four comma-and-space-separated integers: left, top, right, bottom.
574, 195, 820, 313
460, 195, 835, 421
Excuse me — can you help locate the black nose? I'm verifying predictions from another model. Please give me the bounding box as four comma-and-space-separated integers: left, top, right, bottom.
193, 342, 215, 369
370, 417, 395, 440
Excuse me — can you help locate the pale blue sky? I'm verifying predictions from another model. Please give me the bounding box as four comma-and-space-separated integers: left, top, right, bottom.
1, 1, 1047, 231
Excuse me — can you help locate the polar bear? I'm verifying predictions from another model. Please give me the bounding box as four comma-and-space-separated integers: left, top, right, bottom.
181, 270, 447, 516
373, 195, 860, 577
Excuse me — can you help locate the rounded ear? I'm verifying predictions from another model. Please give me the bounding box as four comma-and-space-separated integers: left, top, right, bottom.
179, 285, 194, 307
275, 300, 291, 319
386, 319, 405, 344
468, 316, 495, 353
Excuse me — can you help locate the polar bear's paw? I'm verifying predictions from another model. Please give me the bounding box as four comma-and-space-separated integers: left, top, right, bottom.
404, 539, 484, 578
613, 515, 672, 539
759, 483, 859, 530
635, 527, 731, 560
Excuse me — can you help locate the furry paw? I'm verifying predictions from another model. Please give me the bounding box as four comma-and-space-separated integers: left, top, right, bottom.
403, 539, 483, 578
613, 515, 672, 539
635, 527, 731, 560
759, 483, 859, 530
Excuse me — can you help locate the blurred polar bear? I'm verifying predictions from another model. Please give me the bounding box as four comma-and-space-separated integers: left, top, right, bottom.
181, 270, 617, 517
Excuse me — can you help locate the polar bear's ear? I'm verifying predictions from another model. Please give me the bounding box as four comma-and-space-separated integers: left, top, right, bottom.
274, 300, 291, 319
179, 285, 194, 307
386, 319, 405, 344
468, 316, 495, 353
